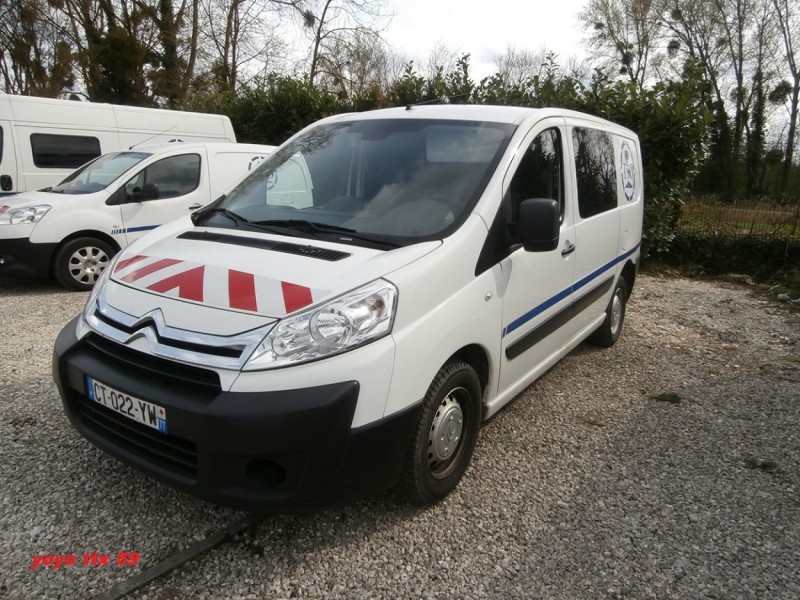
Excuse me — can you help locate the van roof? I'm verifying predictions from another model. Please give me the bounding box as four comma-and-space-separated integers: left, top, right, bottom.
123, 141, 275, 154
318, 105, 637, 136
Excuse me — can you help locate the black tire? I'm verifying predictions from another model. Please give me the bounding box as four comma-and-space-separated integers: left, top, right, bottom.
53, 237, 115, 291
398, 361, 482, 505
588, 277, 628, 348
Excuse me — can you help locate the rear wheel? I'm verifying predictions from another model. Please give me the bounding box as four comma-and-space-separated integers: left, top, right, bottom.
53, 237, 115, 291
398, 361, 482, 504
588, 277, 628, 347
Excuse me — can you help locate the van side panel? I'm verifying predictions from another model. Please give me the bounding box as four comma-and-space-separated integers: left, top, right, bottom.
382, 216, 502, 419
617, 135, 644, 254
0, 119, 19, 195
111, 105, 236, 147
0, 94, 236, 194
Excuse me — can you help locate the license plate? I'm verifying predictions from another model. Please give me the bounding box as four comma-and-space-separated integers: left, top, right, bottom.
86, 376, 168, 434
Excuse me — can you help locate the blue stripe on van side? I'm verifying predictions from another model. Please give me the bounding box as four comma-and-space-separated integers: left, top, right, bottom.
111, 225, 160, 235
502, 242, 640, 338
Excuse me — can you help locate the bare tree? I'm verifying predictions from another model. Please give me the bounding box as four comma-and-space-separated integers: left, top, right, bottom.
195, 0, 297, 92
663, 0, 772, 198
579, 0, 662, 89
492, 46, 553, 89
0, 0, 75, 96
771, 0, 800, 195
301, 0, 389, 87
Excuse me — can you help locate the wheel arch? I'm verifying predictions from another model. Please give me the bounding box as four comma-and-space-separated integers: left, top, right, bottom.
443, 344, 491, 413
51, 230, 122, 273
620, 258, 638, 298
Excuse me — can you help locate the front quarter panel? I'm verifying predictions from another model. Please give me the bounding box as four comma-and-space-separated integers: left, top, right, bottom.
27, 197, 123, 247
383, 215, 501, 418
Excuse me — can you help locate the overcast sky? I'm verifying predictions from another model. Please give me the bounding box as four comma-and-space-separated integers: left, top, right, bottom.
380, 0, 589, 79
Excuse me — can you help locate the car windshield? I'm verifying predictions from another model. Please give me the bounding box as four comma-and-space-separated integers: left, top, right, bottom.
48, 151, 150, 194
197, 118, 515, 248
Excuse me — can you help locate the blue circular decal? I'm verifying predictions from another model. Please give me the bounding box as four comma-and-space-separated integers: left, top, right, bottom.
620, 141, 636, 202
248, 154, 267, 172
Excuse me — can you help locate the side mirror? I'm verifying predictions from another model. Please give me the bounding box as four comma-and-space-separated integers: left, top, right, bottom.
136, 182, 160, 201
518, 198, 560, 252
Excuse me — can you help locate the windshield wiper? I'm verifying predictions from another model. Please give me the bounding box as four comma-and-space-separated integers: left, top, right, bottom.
254, 219, 357, 234
194, 206, 250, 227
253, 219, 402, 248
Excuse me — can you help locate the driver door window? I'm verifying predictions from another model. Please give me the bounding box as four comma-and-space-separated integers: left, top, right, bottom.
507, 128, 564, 224
125, 154, 201, 201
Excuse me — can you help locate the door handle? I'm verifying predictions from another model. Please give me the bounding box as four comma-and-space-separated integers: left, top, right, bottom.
188, 203, 203, 210
561, 241, 576, 256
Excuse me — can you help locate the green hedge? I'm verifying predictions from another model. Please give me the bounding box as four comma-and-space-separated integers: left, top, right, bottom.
664, 231, 800, 281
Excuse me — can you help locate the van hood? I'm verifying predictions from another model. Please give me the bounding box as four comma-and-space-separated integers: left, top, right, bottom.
109, 220, 439, 322
0, 189, 107, 208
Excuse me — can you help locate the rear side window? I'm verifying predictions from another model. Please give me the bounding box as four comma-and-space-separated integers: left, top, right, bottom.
572, 127, 617, 218
30, 133, 101, 168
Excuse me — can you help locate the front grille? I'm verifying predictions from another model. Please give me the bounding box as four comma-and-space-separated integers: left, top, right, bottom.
85, 333, 221, 391
73, 393, 198, 478
87, 294, 270, 371
92, 311, 243, 360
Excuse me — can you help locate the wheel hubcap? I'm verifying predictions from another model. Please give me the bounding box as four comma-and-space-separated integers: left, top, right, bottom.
68, 246, 109, 285
610, 290, 623, 335
428, 389, 465, 470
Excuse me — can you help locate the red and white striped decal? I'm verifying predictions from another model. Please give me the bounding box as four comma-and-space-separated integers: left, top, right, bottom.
113, 255, 317, 315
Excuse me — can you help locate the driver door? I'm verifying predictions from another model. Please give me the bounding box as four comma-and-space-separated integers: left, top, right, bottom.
118, 152, 205, 244
497, 121, 577, 395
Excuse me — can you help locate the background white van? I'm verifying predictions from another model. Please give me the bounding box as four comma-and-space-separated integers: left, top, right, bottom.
0, 94, 237, 196
0, 142, 273, 290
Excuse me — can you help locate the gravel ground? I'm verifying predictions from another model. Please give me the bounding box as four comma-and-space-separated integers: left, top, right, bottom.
0, 272, 798, 600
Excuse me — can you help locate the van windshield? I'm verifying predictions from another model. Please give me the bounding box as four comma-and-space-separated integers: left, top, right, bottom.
47, 151, 150, 194
197, 119, 515, 248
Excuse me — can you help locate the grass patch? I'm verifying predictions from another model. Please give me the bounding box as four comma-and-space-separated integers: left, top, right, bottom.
653, 392, 682, 405
744, 458, 779, 473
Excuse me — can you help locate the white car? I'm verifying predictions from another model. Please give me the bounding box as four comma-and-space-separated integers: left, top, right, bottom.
53, 105, 643, 511
0, 142, 273, 290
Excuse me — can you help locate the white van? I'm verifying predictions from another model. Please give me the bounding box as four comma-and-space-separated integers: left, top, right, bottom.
0, 94, 237, 195
53, 106, 643, 511
0, 142, 273, 290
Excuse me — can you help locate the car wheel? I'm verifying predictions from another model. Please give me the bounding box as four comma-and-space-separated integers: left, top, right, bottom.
588, 277, 628, 347
53, 237, 115, 291
398, 361, 482, 504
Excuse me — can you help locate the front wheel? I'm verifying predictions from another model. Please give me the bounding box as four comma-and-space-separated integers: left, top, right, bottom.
53, 237, 115, 291
398, 361, 482, 505
588, 277, 628, 347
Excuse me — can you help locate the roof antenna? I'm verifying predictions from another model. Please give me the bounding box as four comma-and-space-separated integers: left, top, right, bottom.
128, 125, 180, 149
405, 93, 470, 111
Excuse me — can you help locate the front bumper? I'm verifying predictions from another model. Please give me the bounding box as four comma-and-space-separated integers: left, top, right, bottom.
53, 316, 419, 512
0, 237, 56, 278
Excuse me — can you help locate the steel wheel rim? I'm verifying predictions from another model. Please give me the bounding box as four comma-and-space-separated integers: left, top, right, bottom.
428, 387, 466, 478
68, 246, 110, 285
610, 289, 624, 336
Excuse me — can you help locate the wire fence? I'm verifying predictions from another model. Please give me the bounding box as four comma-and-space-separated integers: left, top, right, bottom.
678, 197, 800, 241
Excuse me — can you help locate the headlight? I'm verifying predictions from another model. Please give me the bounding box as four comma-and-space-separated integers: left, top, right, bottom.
76, 252, 121, 339
244, 279, 397, 370
0, 205, 51, 225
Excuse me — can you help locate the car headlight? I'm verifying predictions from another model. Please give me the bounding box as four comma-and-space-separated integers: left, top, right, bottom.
0, 204, 51, 225
244, 279, 397, 370
76, 252, 121, 339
